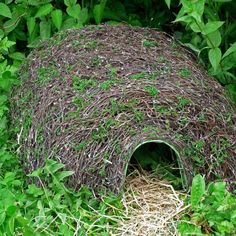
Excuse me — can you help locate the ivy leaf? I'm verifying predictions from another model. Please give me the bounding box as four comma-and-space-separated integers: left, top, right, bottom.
66, 4, 81, 19
209, 47, 222, 71
35, 3, 53, 18
51, 9, 63, 30
203, 21, 224, 35
0, 3, 12, 18
191, 174, 205, 208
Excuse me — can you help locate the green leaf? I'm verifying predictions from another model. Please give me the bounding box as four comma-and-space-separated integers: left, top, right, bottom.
3, 17, 20, 34
64, 0, 77, 7
207, 30, 221, 48
5, 0, 14, 4
203, 21, 224, 35
55, 171, 74, 181
191, 174, 205, 208
0, 116, 7, 130
225, 84, 236, 103
178, 222, 203, 235
189, 21, 204, 33
213, 0, 232, 2
0, 71, 17, 92
61, 17, 77, 30
28, 167, 43, 178
180, 0, 194, 13
165, 0, 171, 9
26, 184, 44, 197
189, 11, 202, 22
192, 0, 205, 17
7, 217, 15, 235
66, 4, 81, 19
78, 7, 88, 24
35, 4, 53, 18
0, 3, 12, 18
0, 37, 15, 54
46, 160, 64, 174
184, 43, 201, 55
0, 29, 4, 39
222, 51, 236, 71
16, 216, 29, 227
6, 206, 17, 217
51, 9, 63, 30
0, 95, 8, 105
9, 52, 25, 61
93, 0, 107, 24
0, 211, 6, 225
212, 182, 226, 201
209, 47, 222, 71
181, 0, 205, 18
174, 15, 192, 24
223, 42, 236, 59
40, 19, 51, 39
27, 17, 36, 36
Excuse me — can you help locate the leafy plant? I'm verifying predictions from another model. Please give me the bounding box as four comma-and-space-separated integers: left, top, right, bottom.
178, 174, 236, 236
175, 0, 236, 102
0, 157, 124, 235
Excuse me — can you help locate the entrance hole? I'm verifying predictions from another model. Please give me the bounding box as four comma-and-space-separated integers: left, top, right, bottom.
128, 141, 183, 189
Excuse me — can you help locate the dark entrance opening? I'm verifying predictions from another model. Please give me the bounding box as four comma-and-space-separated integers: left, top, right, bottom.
128, 141, 183, 189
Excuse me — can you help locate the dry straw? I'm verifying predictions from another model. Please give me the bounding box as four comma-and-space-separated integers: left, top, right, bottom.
111, 169, 189, 236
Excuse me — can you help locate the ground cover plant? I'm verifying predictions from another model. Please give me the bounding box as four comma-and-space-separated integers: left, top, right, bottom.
0, 0, 236, 235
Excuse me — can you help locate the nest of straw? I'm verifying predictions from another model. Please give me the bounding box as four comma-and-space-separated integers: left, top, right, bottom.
11, 24, 236, 193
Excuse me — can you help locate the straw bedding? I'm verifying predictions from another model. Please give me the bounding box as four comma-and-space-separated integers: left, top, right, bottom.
111, 169, 188, 236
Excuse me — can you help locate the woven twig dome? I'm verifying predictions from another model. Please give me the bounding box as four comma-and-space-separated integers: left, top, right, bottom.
11, 25, 236, 193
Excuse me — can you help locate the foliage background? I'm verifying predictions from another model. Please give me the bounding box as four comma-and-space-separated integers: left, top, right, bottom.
0, 0, 236, 235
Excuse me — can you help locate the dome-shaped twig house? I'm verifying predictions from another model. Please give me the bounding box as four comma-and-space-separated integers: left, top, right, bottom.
11, 25, 236, 193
